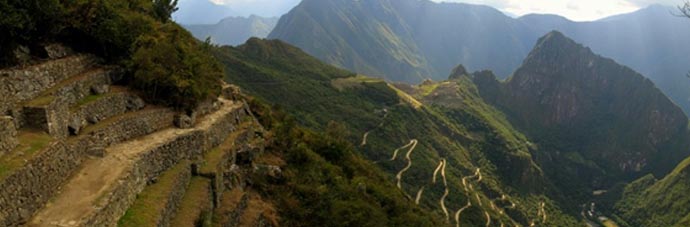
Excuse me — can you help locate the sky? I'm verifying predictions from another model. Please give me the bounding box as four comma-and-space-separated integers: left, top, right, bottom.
199, 0, 682, 21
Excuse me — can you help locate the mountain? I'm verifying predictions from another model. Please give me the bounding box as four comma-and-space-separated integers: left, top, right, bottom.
614, 157, 690, 227
214, 38, 584, 226
268, 0, 533, 83
269, 0, 690, 114
474, 31, 690, 207
174, 0, 238, 24
183, 15, 278, 46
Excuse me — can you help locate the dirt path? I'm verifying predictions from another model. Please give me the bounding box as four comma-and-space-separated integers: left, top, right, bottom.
415, 187, 425, 205
454, 199, 472, 227
29, 99, 240, 226
360, 110, 388, 147
395, 139, 418, 189
484, 211, 492, 227
439, 159, 450, 220
390, 140, 415, 161
432, 160, 444, 184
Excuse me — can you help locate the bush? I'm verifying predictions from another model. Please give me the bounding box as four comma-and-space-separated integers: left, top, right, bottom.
130, 25, 223, 110
0, 0, 222, 110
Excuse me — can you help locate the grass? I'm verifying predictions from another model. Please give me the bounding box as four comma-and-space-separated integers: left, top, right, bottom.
118, 161, 190, 227
198, 122, 252, 175
26, 95, 55, 107
170, 177, 213, 227
0, 130, 53, 180
72, 94, 105, 110
602, 219, 620, 227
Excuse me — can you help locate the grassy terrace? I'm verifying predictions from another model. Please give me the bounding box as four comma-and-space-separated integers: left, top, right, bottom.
170, 177, 213, 227
198, 121, 253, 175
118, 161, 190, 227
0, 130, 53, 180
26, 69, 103, 107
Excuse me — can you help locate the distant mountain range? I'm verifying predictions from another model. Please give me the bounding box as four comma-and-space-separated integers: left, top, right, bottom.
174, 0, 238, 24
268, 0, 690, 114
183, 15, 278, 46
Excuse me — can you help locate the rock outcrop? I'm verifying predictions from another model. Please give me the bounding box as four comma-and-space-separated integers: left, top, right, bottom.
475, 31, 690, 191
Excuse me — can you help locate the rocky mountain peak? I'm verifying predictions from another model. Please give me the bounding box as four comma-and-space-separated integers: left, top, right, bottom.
448, 64, 468, 80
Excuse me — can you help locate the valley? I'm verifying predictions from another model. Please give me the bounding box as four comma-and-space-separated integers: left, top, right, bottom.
2, 0, 690, 226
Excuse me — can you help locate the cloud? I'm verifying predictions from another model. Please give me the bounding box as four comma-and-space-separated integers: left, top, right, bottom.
433, 0, 680, 21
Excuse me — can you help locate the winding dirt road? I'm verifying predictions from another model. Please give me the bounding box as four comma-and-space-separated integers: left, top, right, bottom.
360, 110, 388, 147
438, 159, 450, 220
395, 139, 418, 189
415, 187, 425, 205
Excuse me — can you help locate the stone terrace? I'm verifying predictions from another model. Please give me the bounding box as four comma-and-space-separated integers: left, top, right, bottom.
0, 46, 276, 227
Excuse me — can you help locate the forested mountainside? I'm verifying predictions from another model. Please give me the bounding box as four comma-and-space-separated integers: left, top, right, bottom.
214, 38, 584, 226
214, 32, 690, 226
183, 15, 278, 46
269, 0, 690, 114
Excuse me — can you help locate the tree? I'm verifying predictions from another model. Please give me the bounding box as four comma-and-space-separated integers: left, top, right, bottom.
680, 1, 690, 18
153, 0, 178, 23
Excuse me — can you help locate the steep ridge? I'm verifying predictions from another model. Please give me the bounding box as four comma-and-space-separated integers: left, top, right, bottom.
473, 31, 690, 212
214, 38, 581, 226
269, 0, 436, 82
614, 156, 690, 227
270, 0, 690, 114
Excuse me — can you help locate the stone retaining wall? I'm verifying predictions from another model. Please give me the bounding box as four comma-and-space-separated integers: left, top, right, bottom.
0, 55, 97, 114
0, 142, 80, 226
79, 108, 175, 148
83, 130, 205, 227
0, 108, 175, 225
0, 117, 17, 156
68, 92, 145, 135
156, 164, 191, 227
84, 102, 248, 226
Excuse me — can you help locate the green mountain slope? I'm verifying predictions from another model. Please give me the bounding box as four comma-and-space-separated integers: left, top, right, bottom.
213, 38, 582, 226
268, 0, 436, 82
183, 15, 278, 46
269, 0, 690, 115
474, 31, 690, 208
614, 157, 690, 227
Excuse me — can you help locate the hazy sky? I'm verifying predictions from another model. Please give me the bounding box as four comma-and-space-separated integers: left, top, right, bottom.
203, 0, 682, 21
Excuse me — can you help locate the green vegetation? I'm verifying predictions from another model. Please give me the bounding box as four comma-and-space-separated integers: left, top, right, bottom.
214, 38, 580, 226
0, 0, 222, 109
0, 131, 53, 179
248, 100, 445, 226
118, 161, 190, 227
170, 177, 213, 227
614, 157, 690, 227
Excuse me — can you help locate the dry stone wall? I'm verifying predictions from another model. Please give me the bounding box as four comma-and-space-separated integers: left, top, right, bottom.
0, 117, 17, 156
0, 55, 96, 114
68, 92, 145, 135
0, 142, 80, 226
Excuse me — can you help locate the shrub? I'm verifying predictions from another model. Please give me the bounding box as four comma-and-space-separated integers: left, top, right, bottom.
130, 25, 223, 110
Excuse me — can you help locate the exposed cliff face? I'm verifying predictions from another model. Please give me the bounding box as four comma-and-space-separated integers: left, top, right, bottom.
476, 31, 690, 195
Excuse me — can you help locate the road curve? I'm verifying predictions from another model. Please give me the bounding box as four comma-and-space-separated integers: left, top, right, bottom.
395, 139, 418, 189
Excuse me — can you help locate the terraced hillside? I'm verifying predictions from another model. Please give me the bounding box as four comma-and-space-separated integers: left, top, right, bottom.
0, 47, 273, 226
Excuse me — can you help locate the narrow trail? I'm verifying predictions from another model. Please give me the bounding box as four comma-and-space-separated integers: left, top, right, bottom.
454, 199, 472, 227
432, 160, 444, 184
390, 140, 415, 161
360, 110, 388, 147
439, 159, 450, 220
415, 187, 425, 205
395, 139, 418, 190
484, 211, 492, 227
